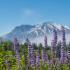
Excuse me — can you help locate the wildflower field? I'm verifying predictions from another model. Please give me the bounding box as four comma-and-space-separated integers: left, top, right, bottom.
0, 26, 70, 70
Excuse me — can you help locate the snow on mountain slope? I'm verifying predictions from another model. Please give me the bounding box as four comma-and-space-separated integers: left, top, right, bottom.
63, 26, 70, 29
1, 21, 70, 41
50, 22, 62, 30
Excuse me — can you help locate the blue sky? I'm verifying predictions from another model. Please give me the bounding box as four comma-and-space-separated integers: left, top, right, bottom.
0, 0, 70, 36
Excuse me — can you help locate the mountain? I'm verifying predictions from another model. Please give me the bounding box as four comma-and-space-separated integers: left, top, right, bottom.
1, 21, 70, 45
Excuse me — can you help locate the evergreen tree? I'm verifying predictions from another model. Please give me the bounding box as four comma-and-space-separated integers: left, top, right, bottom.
25, 38, 30, 43
31, 42, 38, 50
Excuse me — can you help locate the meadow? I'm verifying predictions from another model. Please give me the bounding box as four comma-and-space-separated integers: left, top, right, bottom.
0, 26, 70, 70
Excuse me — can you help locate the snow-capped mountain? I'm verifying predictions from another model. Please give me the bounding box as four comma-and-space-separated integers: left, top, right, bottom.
1, 21, 70, 41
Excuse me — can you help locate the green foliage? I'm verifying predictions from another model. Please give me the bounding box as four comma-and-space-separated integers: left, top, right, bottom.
48, 54, 51, 61
56, 40, 61, 50
9, 57, 16, 67
18, 44, 24, 53
0, 56, 6, 68
31, 42, 38, 50
10, 63, 19, 70
24, 42, 28, 49
20, 55, 25, 68
6, 40, 14, 51
1, 37, 70, 70
0, 52, 7, 70
59, 63, 69, 70
40, 61, 48, 70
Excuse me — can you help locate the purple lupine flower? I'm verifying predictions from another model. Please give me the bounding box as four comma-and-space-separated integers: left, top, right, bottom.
36, 55, 40, 69
51, 40, 55, 55
14, 36, 18, 51
55, 49, 60, 58
55, 58, 60, 68
51, 27, 57, 57
45, 54, 48, 61
30, 47, 36, 67
31, 56, 36, 67
67, 51, 70, 62
53, 27, 58, 57
48, 68, 51, 70
31, 47, 35, 56
46, 59, 50, 65
60, 43, 65, 63
27, 42, 32, 64
27, 42, 31, 58
61, 26, 66, 50
27, 52, 31, 58
16, 50, 21, 68
60, 57, 64, 63
18, 62, 21, 68
50, 59, 53, 64
67, 51, 70, 57
56, 64, 59, 69
53, 27, 57, 46
41, 50, 46, 61
55, 49, 57, 58
6, 60, 10, 70
44, 36, 47, 49
14, 36, 21, 68
28, 58, 31, 64
60, 26, 67, 63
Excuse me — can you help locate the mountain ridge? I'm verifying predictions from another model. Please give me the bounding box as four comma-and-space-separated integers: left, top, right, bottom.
1, 21, 70, 41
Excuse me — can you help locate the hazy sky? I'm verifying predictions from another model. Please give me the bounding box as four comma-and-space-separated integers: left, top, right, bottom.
0, 0, 70, 36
